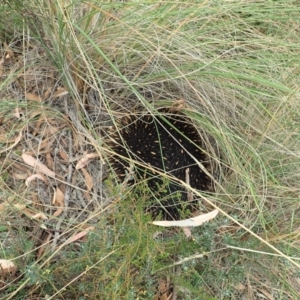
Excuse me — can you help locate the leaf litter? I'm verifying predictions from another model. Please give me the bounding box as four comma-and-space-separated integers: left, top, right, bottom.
0, 42, 108, 291
0, 39, 222, 300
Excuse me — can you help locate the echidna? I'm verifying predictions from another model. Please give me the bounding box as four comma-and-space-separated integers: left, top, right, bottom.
107, 108, 211, 220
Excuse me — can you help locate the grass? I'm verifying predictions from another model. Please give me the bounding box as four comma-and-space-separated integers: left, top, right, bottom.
0, 0, 300, 299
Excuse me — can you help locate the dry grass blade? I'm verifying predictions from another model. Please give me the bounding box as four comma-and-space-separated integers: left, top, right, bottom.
0, 1, 299, 299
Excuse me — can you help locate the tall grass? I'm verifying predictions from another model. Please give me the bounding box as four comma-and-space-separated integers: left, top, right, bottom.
0, 0, 300, 299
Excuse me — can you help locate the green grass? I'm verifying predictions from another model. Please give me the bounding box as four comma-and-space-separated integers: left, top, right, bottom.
0, 0, 300, 299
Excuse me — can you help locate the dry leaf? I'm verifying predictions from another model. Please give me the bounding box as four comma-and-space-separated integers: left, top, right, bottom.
154, 278, 172, 300
152, 209, 218, 227
0, 130, 22, 143
53, 87, 68, 98
11, 161, 31, 173
76, 152, 99, 170
20, 208, 36, 219
53, 187, 65, 206
25, 92, 42, 102
0, 259, 17, 275
12, 204, 27, 210
52, 206, 64, 217
43, 87, 52, 100
13, 173, 29, 180
76, 155, 90, 170
59, 150, 69, 161
31, 212, 48, 220
52, 187, 65, 217
22, 153, 55, 177
46, 152, 54, 171
0, 201, 11, 211
81, 168, 93, 192
234, 282, 246, 290
33, 137, 55, 152
64, 226, 95, 246
0, 130, 22, 154
25, 174, 47, 186
0, 201, 26, 212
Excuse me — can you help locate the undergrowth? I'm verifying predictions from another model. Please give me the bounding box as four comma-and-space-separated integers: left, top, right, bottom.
0, 0, 300, 299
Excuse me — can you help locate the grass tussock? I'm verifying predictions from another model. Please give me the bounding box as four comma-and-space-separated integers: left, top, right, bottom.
0, 0, 300, 299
